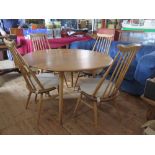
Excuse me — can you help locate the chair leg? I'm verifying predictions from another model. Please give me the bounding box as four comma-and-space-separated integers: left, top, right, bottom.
64, 74, 69, 88
25, 92, 32, 109
74, 72, 80, 89
74, 94, 82, 115
93, 102, 98, 127
57, 86, 59, 94
71, 72, 74, 87
37, 93, 43, 126
35, 94, 38, 104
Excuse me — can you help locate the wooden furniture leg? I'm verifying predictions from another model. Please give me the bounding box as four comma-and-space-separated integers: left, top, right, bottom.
74, 94, 82, 114
64, 74, 69, 88
74, 72, 80, 89
93, 102, 98, 127
71, 72, 74, 87
59, 72, 64, 125
25, 92, 32, 109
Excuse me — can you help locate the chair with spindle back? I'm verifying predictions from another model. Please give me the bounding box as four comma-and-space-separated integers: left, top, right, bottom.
74, 33, 114, 89
30, 33, 69, 87
30, 33, 51, 51
74, 44, 141, 127
4, 38, 59, 125
92, 33, 114, 54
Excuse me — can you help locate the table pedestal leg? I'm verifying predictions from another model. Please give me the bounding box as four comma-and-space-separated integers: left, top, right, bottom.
59, 72, 64, 125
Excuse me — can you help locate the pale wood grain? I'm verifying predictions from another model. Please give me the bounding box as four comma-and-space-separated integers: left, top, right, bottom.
23, 49, 113, 72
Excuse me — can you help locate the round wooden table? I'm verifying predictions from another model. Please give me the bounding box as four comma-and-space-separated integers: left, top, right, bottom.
24, 49, 113, 124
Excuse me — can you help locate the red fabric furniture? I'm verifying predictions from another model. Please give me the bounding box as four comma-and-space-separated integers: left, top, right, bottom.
17, 35, 92, 55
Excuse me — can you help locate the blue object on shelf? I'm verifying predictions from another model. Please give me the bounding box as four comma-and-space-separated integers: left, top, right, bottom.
23, 28, 48, 36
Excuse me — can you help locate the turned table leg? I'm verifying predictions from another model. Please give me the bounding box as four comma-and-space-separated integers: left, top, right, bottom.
59, 72, 64, 125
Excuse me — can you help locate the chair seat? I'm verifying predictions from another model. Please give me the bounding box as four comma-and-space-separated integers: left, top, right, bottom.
35, 73, 59, 90
80, 78, 115, 98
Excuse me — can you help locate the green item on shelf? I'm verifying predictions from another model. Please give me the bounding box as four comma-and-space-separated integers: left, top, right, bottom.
122, 27, 155, 32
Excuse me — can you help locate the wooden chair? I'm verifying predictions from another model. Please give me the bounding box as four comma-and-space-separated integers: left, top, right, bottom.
97, 28, 115, 39
92, 33, 114, 54
74, 33, 114, 89
30, 33, 70, 87
3, 38, 59, 125
30, 33, 51, 51
74, 44, 141, 127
